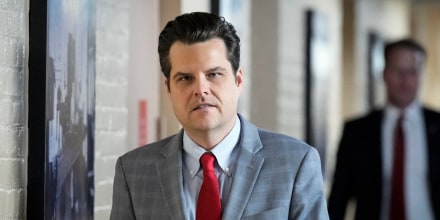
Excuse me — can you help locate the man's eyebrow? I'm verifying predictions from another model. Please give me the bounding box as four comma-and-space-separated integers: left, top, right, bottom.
206, 66, 227, 73
171, 67, 227, 80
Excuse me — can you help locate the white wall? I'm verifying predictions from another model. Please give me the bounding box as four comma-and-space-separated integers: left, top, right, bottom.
94, 0, 129, 219
0, 0, 29, 219
127, 0, 160, 148
181, 0, 209, 13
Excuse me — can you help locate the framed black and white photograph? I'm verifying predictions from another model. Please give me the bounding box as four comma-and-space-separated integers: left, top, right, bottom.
45, 0, 95, 219
28, 0, 95, 219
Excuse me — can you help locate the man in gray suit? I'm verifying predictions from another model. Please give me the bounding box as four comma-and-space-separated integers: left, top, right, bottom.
110, 12, 328, 220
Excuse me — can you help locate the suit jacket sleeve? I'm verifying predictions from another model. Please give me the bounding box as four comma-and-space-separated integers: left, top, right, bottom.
290, 147, 329, 220
110, 157, 136, 220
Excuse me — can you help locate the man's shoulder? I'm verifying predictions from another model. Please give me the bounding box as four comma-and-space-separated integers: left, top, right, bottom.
256, 127, 313, 153
344, 109, 383, 127
423, 106, 440, 118
257, 127, 305, 144
119, 134, 179, 161
254, 128, 321, 171
238, 114, 312, 153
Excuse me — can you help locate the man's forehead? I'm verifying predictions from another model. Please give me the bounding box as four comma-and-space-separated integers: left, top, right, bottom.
169, 40, 231, 72
389, 48, 424, 64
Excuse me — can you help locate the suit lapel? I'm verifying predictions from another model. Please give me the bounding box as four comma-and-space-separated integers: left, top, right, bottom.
156, 131, 187, 220
223, 116, 264, 219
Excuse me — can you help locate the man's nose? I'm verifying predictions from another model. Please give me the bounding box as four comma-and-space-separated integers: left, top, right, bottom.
194, 77, 209, 96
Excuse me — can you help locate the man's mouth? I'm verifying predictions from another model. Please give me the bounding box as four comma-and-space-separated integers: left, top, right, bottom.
193, 104, 215, 111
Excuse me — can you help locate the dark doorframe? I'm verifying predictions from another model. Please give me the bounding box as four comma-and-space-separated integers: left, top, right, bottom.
28, 0, 47, 218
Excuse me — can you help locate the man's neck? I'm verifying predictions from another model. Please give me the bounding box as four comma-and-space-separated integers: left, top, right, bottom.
186, 119, 238, 151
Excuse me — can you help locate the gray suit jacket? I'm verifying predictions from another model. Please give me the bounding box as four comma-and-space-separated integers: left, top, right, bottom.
110, 115, 329, 220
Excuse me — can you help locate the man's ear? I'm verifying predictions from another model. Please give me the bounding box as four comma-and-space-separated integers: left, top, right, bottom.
236, 68, 243, 88
164, 78, 171, 93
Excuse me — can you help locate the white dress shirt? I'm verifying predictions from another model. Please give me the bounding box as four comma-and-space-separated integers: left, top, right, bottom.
182, 116, 241, 220
380, 101, 434, 220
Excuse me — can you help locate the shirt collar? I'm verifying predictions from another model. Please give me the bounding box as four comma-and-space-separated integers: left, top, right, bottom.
385, 101, 422, 122
183, 116, 241, 178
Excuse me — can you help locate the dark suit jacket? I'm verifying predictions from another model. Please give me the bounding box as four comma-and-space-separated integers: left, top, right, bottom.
110, 115, 329, 220
328, 108, 440, 220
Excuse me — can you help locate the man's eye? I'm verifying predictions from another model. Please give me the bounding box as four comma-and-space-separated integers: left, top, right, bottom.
208, 72, 221, 78
177, 76, 191, 81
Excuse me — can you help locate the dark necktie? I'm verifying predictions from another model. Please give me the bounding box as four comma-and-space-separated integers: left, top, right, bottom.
196, 153, 222, 220
390, 115, 405, 220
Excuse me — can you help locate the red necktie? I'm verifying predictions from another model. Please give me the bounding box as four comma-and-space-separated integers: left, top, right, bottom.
196, 153, 222, 220
390, 115, 405, 220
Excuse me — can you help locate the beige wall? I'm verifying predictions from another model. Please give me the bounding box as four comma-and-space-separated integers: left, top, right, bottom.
412, 4, 440, 109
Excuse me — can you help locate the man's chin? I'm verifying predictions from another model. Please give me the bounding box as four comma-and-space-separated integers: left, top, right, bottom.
196, 118, 224, 130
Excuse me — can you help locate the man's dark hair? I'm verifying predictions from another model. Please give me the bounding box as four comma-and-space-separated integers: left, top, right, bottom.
158, 12, 240, 79
384, 38, 426, 64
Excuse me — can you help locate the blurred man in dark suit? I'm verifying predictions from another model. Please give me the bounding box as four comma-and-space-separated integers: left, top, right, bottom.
328, 39, 440, 220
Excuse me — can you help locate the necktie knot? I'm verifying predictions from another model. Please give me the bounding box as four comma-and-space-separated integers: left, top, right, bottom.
397, 113, 404, 124
200, 153, 215, 173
